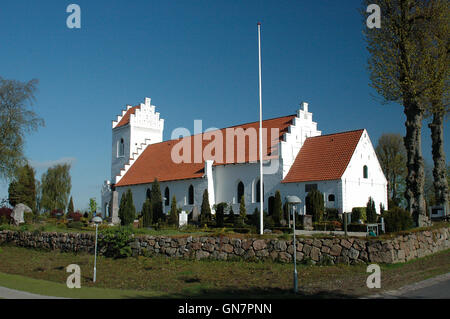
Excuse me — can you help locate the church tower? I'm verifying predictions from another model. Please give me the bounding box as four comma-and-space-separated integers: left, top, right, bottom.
111, 97, 164, 184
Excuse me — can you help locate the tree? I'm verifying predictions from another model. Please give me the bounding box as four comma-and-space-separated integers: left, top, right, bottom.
150, 179, 163, 223
273, 190, 283, 226
67, 196, 74, 214
237, 195, 246, 226
119, 189, 135, 226
200, 189, 211, 224
375, 133, 407, 204
7, 163, 36, 212
214, 202, 227, 227
89, 198, 97, 215
40, 163, 71, 212
422, 0, 449, 215
305, 189, 324, 222
227, 206, 235, 225
141, 198, 152, 227
168, 196, 179, 226
362, 0, 441, 226
366, 197, 377, 223
0, 77, 44, 180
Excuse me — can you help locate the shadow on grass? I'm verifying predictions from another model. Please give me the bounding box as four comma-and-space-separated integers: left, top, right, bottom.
128, 286, 359, 299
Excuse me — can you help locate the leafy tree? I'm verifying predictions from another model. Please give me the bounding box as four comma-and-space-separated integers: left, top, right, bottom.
118, 189, 135, 226
422, 0, 449, 215
200, 189, 211, 224
7, 163, 36, 212
0, 77, 44, 180
141, 198, 152, 227
67, 196, 74, 214
305, 189, 324, 222
273, 190, 283, 226
89, 198, 97, 215
214, 202, 227, 227
362, 0, 442, 226
150, 179, 163, 223
40, 163, 71, 212
366, 197, 377, 223
375, 133, 407, 205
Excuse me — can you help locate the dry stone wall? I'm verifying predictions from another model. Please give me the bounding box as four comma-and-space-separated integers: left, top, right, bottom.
0, 226, 449, 265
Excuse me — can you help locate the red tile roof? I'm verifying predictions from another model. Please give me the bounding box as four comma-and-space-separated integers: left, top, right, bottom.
116, 115, 296, 187
282, 129, 364, 183
115, 105, 141, 128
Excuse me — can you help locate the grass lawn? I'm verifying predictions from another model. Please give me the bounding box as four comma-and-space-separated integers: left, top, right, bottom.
0, 245, 449, 298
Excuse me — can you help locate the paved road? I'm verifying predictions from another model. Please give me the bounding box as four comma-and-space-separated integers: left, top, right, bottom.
0, 286, 68, 299
368, 272, 450, 299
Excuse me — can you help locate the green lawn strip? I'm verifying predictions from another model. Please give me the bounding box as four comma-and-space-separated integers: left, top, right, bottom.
0, 272, 162, 299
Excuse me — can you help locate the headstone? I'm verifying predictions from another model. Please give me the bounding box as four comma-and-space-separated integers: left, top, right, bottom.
179, 211, 188, 228
301, 214, 313, 231
192, 206, 200, 222
11, 203, 32, 226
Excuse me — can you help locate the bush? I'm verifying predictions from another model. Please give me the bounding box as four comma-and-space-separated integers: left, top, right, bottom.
366, 197, 377, 223
0, 207, 13, 224
235, 196, 246, 227
347, 223, 367, 232
99, 227, 133, 258
382, 207, 414, 233
67, 211, 82, 222
24, 211, 34, 224
214, 202, 227, 228
118, 189, 135, 226
168, 196, 179, 226
273, 191, 283, 226
141, 198, 152, 227
225, 207, 235, 225
306, 189, 324, 222
200, 190, 212, 224
325, 208, 339, 221
351, 207, 366, 223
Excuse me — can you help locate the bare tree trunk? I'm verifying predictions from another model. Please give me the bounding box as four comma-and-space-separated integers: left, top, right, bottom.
428, 111, 449, 214
403, 100, 429, 226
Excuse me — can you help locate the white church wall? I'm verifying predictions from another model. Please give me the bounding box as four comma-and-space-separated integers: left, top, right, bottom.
341, 130, 388, 214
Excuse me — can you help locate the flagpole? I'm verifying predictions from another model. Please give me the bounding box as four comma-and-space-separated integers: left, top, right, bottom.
257, 22, 264, 235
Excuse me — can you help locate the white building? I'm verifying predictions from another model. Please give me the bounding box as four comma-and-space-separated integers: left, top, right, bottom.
101, 97, 388, 223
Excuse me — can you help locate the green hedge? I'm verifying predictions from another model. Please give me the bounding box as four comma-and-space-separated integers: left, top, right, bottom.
351, 207, 367, 223
382, 207, 414, 233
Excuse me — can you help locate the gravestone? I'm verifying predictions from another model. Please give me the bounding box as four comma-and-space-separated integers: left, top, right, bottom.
301, 214, 313, 231
179, 211, 188, 228
11, 203, 32, 226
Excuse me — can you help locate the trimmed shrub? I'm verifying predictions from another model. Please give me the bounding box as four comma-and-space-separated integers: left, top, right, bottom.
325, 208, 339, 221
351, 207, 366, 223
305, 189, 324, 222
200, 189, 212, 225
382, 207, 414, 233
168, 196, 179, 226
141, 198, 152, 227
235, 195, 246, 227
99, 227, 133, 258
119, 189, 136, 226
273, 191, 283, 226
214, 202, 227, 228
150, 179, 163, 223
366, 197, 377, 223
226, 207, 235, 225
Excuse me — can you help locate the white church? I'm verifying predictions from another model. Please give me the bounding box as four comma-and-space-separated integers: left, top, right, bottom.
101, 97, 388, 224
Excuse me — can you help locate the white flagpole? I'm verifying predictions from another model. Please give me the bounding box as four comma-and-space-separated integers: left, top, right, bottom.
257, 22, 264, 235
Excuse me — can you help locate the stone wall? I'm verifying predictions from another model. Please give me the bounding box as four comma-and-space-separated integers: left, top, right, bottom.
0, 226, 449, 265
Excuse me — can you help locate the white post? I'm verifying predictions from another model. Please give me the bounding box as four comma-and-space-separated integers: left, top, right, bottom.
258, 22, 264, 235
93, 223, 98, 283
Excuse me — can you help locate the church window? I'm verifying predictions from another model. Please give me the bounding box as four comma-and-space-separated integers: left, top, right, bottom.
328, 194, 335, 202
256, 179, 262, 203
237, 181, 244, 203
164, 187, 170, 206
118, 138, 125, 157
305, 184, 317, 193
188, 185, 194, 205
363, 165, 368, 179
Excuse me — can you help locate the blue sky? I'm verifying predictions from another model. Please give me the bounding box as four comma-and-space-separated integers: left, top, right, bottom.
0, 0, 448, 211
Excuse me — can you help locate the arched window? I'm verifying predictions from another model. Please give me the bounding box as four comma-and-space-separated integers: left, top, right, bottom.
118, 138, 125, 157
363, 165, 368, 179
328, 194, 335, 202
188, 185, 194, 205
255, 179, 264, 203
237, 181, 244, 203
164, 187, 170, 206
146, 188, 151, 200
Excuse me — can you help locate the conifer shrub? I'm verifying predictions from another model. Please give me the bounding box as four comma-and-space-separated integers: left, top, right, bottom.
235, 195, 246, 227
351, 207, 367, 223
118, 189, 135, 226
366, 197, 377, 223
273, 190, 283, 226
168, 196, 179, 226
214, 202, 227, 228
141, 198, 152, 227
200, 189, 212, 225
305, 189, 324, 222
